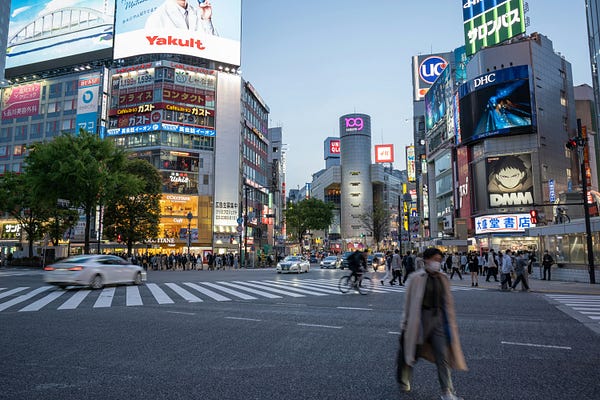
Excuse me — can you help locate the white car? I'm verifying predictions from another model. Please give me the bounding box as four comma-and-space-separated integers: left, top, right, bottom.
44, 255, 146, 290
276, 256, 310, 274
320, 256, 340, 269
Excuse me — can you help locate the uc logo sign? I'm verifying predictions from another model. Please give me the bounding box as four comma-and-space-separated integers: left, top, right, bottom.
419, 56, 448, 85
345, 117, 364, 131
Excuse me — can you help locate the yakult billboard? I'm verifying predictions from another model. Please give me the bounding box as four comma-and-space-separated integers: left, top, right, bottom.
114, 0, 241, 66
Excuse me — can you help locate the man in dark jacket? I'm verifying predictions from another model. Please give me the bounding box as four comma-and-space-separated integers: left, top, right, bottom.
541, 250, 554, 280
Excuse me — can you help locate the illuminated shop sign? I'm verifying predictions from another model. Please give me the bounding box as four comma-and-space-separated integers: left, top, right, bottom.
375, 144, 394, 163
170, 172, 189, 183
463, 0, 525, 57
330, 139, 340, 154
406, 146, 416, 182
111, 103, 212, 117
475, 213, 534, 234
419, 56, 448, 85
1, 223, 21, 239
107, 123, 215, 137
345, 117, 364, 131
1, 83, 41, 120
76, 73, 101, 133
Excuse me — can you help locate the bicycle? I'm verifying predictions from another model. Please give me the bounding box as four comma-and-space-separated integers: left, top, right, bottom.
338, 271, 373, 295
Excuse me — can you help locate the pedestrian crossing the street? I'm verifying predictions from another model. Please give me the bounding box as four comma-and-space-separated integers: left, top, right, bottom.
0, 278, 479, 313
546, 294, 600, 324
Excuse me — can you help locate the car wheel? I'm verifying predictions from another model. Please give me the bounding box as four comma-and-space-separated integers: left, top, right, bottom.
133, 272, 142, 285
90, 274, 104, 290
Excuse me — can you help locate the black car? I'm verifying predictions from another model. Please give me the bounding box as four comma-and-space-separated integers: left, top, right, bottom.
340, 251, 354, 270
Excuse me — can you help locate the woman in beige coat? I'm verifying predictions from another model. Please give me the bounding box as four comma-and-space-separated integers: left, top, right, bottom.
398, 247, 467, 400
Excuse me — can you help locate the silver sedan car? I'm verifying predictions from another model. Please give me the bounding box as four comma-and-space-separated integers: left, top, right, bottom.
320, 256, 340, 269
276, 256, 310, 274
44, 255, 146, 290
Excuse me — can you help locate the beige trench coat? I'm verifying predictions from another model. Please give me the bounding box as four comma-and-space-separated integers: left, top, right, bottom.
400, 269, 467, 371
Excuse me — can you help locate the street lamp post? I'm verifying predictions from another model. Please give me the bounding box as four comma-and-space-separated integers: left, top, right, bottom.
186, 212, 193, 255
576, 120, 596, 284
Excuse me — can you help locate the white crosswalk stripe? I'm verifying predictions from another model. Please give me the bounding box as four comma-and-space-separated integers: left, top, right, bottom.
94, 287, 115, 308
146, 283, 175, 304
165, 283, 203, 303
0, 278, 481, 313
546, 294, 600, 321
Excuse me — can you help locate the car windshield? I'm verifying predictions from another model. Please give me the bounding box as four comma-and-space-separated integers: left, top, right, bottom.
342, 252, 353, 258
61, 256, 94, 264
284, 256, 302, 262
324, 256, 337, 261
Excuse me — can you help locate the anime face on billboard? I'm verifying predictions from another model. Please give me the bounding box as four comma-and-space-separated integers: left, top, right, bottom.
486, 153, 533, 208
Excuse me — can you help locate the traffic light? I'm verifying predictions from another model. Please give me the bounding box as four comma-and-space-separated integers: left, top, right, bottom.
117, 234, 123, 243
566, 137, 578, 150
529, 209, 538, 225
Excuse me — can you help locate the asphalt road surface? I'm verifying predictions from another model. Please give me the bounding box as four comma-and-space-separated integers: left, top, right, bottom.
1, 266, 599, 400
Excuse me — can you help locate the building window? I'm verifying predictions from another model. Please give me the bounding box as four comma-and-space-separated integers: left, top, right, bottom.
13, 144, 27, 157
560, 90, 567, 107
203, 174, 209, 185
48, 83, 63, 99
0, 146, 7, 157
14, 126, 27, 140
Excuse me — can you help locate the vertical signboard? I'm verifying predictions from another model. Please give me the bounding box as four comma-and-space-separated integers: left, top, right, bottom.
486, 153, 534, 208
406, 146, 416, 182
76, 73, 101, 133
463, 0, 526, 57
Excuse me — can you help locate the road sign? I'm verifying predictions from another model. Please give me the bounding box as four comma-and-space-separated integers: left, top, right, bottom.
237, 217, 244, 225
237, 225, 243, 233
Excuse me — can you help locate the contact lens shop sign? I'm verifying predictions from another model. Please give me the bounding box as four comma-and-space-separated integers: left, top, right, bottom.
475, 213, 534, 235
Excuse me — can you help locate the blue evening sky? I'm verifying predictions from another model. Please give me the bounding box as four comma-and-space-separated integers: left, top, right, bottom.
241, 0, 591, 190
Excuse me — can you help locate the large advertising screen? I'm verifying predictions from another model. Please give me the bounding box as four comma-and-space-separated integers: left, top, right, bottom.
114, 0, 241, 66
486, 153, 533, 208
1, 82, 41, 120
425, 65, 451, 132
6, 1, 114, 71
458, 65, 533, 144
463, 0, 525, 57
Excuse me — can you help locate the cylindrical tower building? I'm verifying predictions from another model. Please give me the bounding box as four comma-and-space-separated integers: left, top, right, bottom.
340, 113, 373, 241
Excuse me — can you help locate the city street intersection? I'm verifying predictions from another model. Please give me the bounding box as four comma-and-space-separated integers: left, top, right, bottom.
1, 267, 599, 400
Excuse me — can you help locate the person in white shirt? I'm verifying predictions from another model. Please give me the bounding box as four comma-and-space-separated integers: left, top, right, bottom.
145, 0, 217, 35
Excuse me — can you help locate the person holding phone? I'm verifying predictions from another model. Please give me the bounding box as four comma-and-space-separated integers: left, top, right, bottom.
146, 0, 217, 35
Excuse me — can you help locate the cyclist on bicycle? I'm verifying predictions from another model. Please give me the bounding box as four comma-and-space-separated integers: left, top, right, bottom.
348, 249, 367, 283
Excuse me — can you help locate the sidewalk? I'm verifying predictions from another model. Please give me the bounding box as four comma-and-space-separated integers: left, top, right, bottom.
448, 273, 600, 295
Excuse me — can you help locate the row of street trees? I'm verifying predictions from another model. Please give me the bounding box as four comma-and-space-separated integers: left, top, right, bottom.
284, 197, 391, 252
0, 130, 161, 258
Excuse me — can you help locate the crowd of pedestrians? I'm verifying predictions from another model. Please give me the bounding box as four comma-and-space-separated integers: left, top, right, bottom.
115, 252, 243, 271
375, 248, 537, 293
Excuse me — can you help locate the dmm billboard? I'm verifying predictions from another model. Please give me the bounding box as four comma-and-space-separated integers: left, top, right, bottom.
114, 0, 241, 66
486, 153, 533, 208
463, 0, 525, 57
458, 65, 533, 145
6, 1, 114, 70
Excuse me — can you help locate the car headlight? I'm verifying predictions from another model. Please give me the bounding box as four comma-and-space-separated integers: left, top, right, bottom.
277, 263, 281, 268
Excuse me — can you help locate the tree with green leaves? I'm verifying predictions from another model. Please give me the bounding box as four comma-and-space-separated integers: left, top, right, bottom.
0, 173, 51, 258
25, 130, 127, 254
284, 198, 334, 249
102, 158, 162, 256
359, 201, 390, 251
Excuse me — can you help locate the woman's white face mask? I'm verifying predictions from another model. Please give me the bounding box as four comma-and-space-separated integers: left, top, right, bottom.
427, 261, 442, 271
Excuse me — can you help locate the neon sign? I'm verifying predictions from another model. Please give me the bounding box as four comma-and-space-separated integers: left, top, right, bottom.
345, 117, 364, 131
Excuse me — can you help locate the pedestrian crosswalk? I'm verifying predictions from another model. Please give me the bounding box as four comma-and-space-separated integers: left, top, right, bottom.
0, 278, 478, 313
0, 269, 44, 277
546, 294, 600, 323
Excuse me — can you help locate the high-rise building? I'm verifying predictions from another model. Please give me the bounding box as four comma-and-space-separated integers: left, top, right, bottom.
0, 0, 274, 259
0, 0, 10, 83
